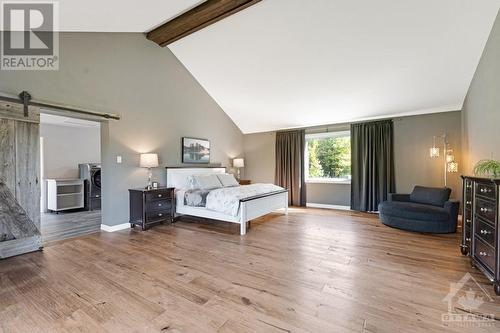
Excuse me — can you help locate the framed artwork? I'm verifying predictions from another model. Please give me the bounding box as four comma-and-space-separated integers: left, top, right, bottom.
182, 137, 210, 164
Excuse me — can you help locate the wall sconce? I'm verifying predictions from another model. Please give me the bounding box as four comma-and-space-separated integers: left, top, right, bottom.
447, 161, 459, 173
429, 134, 458, 186
429, 136, 440, 158
446, 149, 454, 163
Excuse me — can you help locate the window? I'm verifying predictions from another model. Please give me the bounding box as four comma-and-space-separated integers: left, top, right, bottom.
305, 131, 351, 183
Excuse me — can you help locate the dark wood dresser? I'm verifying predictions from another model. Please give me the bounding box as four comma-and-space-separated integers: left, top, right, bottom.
129, 187, 175, 230
461, 176, 500, 295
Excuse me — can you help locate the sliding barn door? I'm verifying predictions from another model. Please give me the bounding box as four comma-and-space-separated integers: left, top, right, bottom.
0, 102, 41, 259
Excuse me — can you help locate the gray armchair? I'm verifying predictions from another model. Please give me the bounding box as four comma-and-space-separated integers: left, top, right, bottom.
378, 186, 459, 234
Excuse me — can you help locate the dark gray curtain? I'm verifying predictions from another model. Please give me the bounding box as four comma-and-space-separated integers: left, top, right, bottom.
350, 120, 395, 212
275, 130, 306, 206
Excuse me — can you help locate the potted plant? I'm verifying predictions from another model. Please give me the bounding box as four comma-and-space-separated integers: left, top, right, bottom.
473, 159, 500, 178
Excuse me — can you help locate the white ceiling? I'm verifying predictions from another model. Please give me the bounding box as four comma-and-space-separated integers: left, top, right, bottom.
56, 0, 205, 32
169, 0, 500, 133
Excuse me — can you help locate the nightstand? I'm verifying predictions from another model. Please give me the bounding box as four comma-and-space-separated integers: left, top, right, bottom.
239, 180, 251, 185
129, 187, 174, 230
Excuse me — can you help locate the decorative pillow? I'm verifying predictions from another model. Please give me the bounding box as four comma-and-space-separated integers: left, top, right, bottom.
217, 173, 240, 187
186, 175, 199, 189
194, 174, 223, 190
410, 186, 451, 207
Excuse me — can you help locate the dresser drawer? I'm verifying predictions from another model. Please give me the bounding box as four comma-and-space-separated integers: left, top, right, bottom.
464, 225, 472, 252
465, 197, 473, 209
475, 218, 495, 247
464, 225, 472, 242
464, 209, 472, 227
146, 190, 172, 201
147, 199, 172, 212
474, 238, 495, 272
475, 198, 496, 223
465, 179, 473, 198
476, 182, 496, 200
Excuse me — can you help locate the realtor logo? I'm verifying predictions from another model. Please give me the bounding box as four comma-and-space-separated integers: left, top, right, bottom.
1, 1, 59, 70
442, 273, 495, 328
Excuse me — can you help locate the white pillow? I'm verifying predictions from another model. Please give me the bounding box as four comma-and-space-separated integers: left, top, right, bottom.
194, 174, 223, 190
217, 173, 239, 187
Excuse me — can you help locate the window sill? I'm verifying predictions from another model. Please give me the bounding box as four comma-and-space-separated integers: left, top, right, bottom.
306, 179, 351, 185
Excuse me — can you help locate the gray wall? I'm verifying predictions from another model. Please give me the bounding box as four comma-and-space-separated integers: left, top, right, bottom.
243, 111, 462, 206
393, 112, 462, 200
462, 11, 500, 174
0, 33, 244, 226
40, 123, 100, 179
243, 132, 276, 183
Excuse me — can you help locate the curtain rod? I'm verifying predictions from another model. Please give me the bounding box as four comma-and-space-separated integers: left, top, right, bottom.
0, 91, 121, 120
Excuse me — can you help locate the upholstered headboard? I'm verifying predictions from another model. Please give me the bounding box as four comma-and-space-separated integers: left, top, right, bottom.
166, 167, 226, 189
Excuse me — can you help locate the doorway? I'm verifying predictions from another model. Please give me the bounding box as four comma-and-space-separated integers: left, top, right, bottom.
40, 113, 102, 243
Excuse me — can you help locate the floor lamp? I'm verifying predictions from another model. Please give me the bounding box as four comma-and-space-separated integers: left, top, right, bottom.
430, 134, 458, 187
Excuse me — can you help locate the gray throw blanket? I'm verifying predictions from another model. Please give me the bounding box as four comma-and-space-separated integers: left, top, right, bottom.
184, 189, 211, 207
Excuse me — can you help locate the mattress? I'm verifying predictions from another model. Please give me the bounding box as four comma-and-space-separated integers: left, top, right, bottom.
176, 184, 284, 217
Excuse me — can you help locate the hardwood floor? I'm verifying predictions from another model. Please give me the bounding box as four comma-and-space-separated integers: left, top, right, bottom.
41, 210, 101, 244
1, 208, 499, 332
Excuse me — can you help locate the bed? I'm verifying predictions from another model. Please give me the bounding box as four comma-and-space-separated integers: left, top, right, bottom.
166, 167, 288, 235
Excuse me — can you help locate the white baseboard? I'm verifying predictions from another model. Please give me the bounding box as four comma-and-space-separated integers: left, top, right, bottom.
101, 223, 130, 232
306, 203, 351, 211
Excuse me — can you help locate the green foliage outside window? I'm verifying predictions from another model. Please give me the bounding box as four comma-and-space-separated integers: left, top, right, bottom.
307, 136, 351, 179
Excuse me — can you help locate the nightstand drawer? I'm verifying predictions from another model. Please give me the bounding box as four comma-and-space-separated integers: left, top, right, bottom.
146, 210, 171, 222
146, 191, 172, 201
147, 199, 172, 212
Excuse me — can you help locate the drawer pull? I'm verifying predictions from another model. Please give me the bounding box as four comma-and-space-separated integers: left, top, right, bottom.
466, 237, 471, 242
158, 194, 163, 198
466, 184, 472, 189
480, 229, 491, 235
158, 213, 163, 217
466, 219, 471, 224
158, 203, 162, 207
466, 201, 472, 205
479, 207, 490, 213
479, 251, 488, 257
480, 188, 492, 193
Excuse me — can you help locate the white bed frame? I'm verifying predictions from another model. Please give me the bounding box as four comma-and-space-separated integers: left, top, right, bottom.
166, 167, 288, 235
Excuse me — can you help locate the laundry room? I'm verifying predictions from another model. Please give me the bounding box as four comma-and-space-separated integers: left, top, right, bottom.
40, 113, 102, 243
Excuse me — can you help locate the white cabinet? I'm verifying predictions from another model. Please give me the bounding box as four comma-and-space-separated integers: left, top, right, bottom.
47, 179, 84, 212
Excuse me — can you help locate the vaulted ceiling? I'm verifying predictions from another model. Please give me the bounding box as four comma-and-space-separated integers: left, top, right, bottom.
168, 0, 500, 133
57, 0, 205, 32
56, 1, 500, 133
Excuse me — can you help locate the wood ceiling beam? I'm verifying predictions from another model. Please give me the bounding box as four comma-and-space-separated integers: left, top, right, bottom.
146, 0, 262, 47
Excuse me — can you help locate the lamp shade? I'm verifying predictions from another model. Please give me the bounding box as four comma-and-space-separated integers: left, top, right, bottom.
233, 158, 245, 168
140, 153, 159, 168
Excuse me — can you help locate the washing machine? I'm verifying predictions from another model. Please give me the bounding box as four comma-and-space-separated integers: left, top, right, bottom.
79, 163, 101, 211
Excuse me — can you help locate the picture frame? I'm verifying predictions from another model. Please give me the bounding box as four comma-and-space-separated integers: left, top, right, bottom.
182, 137, 210, 164
152, 181, 159, 189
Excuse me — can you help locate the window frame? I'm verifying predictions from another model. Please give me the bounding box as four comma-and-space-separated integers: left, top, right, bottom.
304, 130, 352, 184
